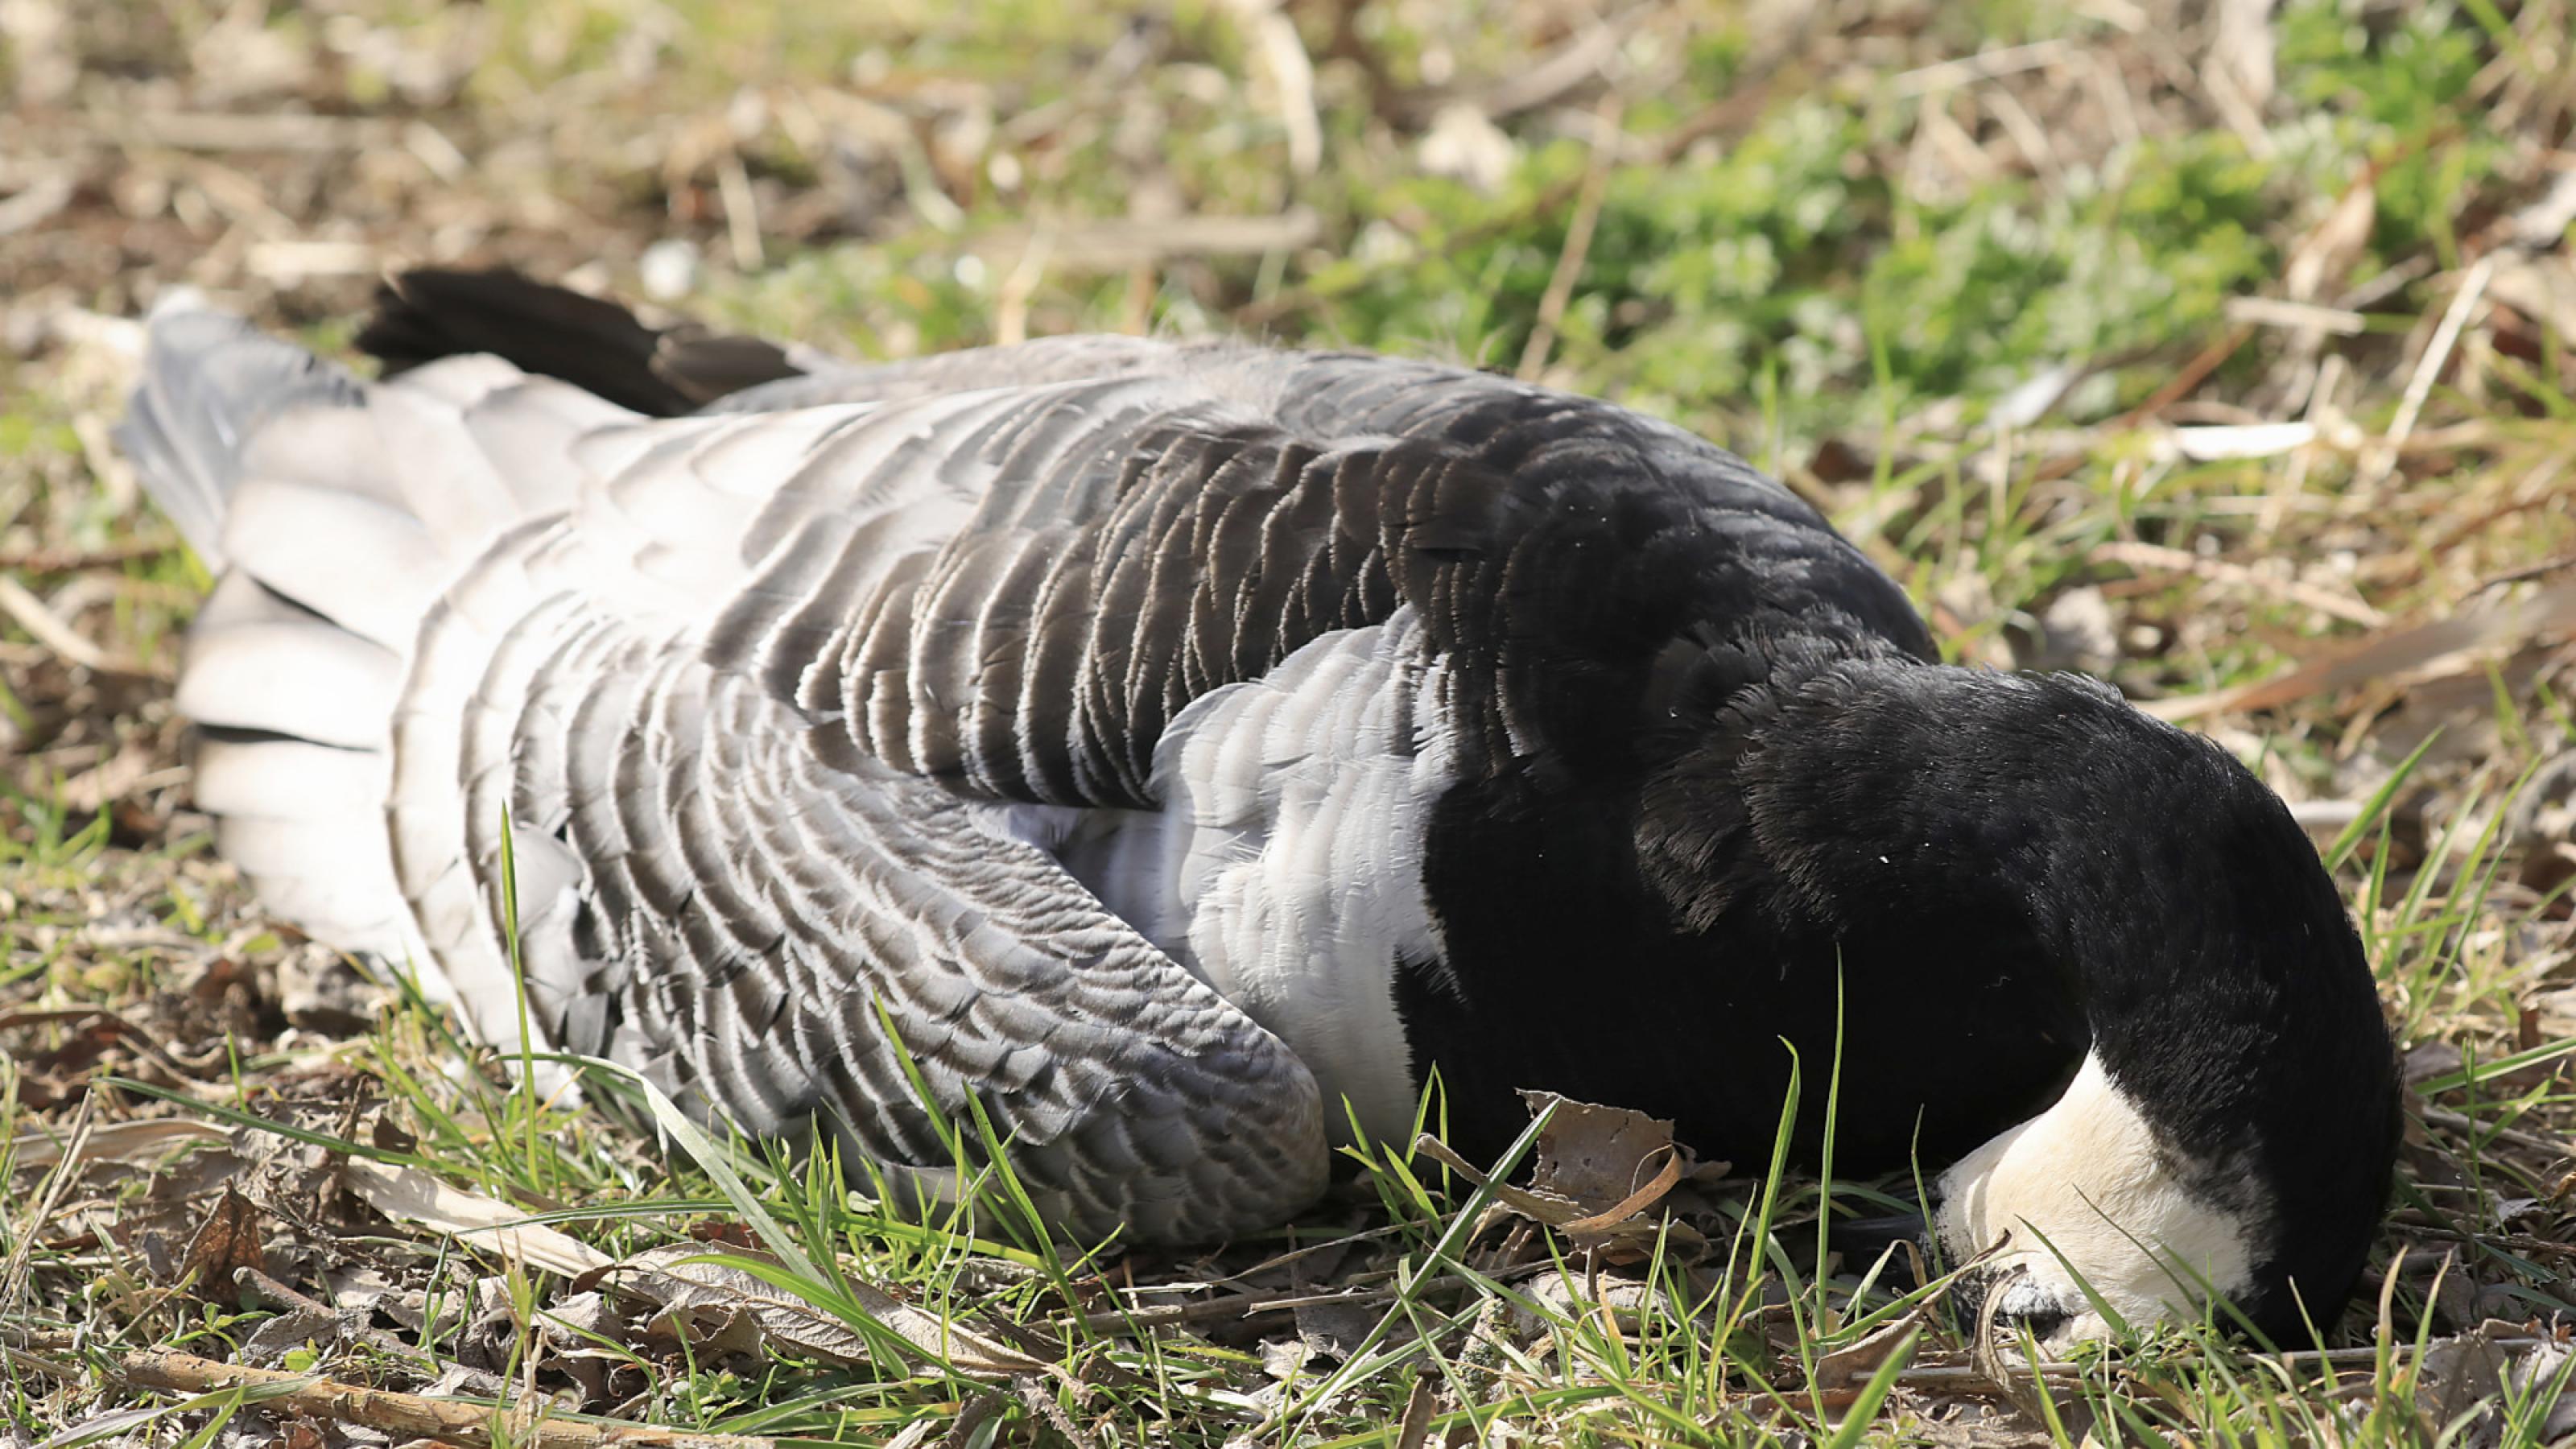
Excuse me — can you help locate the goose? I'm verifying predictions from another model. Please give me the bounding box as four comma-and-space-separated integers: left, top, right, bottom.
117, 270, 2399, 1349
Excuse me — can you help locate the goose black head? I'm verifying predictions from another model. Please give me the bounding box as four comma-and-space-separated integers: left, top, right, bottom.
1640, 655, 2401, 1349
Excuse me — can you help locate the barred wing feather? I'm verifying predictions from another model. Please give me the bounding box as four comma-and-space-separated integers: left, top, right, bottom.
121, 303, 1880, 1242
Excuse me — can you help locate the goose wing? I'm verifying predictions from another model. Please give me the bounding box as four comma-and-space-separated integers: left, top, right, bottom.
132, 296, 1912, 1241
394, 361, 1404, 1241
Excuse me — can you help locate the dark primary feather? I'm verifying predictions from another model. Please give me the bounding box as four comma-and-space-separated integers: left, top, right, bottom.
360, 268, 802, 416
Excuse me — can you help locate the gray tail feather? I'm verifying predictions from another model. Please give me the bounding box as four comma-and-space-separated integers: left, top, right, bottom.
114, 294, 362, 571
113, 296, 423, 968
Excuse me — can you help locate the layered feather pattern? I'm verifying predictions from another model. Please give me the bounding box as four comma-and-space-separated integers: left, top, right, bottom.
122, 299, 1922, 1241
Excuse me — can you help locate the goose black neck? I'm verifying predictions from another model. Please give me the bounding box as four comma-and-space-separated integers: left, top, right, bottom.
1713, 658, 2398, 1323
1726, 662, 2377, 1116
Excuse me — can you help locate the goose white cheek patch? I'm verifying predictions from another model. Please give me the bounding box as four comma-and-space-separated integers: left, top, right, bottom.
1933, 1052, 2260, 1337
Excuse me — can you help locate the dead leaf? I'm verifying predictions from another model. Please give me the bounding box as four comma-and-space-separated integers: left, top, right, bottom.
1418, 1094, 1713, 1264
178, 1187, 266, 1296
599, 1243, 1053, 1379
341, 1159, 608, 1278
1557, 1149, 1684, 1235
687, 1219, 762, 1249
2408, 1041, 2467, 1086
2511, 1339, 2576, 1441
2421, 1329, 2511, 1447
241, 1304, 360, 1367
415, 1363, 499, 1400
602, 1245, 874, 1367
1260, 1337, 1315, 1381
451, 1274, 527, 1370
646, 1302, 769, 1361
8, 1117, 227, 1169
1513, 1270, 1658, 1338
1814, 1316, 1922, 1391
337, 1161, 1055, 1380
538, 1290, 631, 1409
32, 1407, 169, 1449
1518, 1092, 1684, 1219
274, 943, 390, 1035
1294, 1295, 1405, 1364
539, 1288, 623, 1346
369, 1114, 418, 1155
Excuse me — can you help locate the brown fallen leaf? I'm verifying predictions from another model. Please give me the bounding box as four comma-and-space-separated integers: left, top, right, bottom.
600, 1244, 1054, 1379
1518, 1091, 1687, 1219
341, 1159, 609, 1278
597, 1245, 874, 1368
1416, 1092, 1715, 1262
177, 1186, 266, 1297
7, 1117, 228, 1169
1557, 1149, 1683, 1236
1812, 1315, 1923, 1392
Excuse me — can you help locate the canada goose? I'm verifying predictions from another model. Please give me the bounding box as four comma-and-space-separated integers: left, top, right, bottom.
117, 270, 2399, 1349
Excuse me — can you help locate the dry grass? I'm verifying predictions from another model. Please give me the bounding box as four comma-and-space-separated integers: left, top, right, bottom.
6, 0, 2576, 1443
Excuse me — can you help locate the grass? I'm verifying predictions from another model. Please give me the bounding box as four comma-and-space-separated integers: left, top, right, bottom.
6, 0, 2576, 1442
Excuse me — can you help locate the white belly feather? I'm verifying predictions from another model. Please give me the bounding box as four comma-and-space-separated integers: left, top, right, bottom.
1040, 609, 1456, 1145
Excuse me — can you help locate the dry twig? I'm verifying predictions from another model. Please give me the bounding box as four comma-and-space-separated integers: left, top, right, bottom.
1517, 99, 1623, 381
49, 1347, 778, 1448
2361, 256, 2498, 489
2091, 540, 2385, 627
0, 576, 164, 678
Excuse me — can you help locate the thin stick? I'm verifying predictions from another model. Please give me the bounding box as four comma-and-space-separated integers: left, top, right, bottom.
93, 1347, 778, 1449
0, 575, 159, 676
0, 538, 178, 572
2, 1096, 93, 1319
2361, 256, 2496, 489
2140, 578, 2576, 723
994, 229, 1054, 348
1070, 1286, 1401, 1334
2113, 325, 2255, 430
1517, 100, 1622, 382
2413, 1105, 2572, 1160
2091, 540, 2385, 627
2386, 1220, 2576, 1261
1198, 1224, 1406, 1289
716, 151, 764, 271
